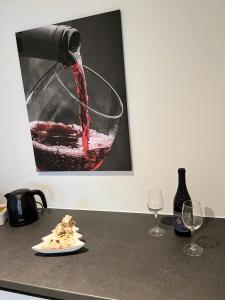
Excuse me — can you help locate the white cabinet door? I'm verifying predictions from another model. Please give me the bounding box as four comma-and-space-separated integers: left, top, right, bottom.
0, 290, 48, 299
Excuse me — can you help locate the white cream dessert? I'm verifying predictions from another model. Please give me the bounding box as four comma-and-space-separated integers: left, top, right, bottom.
62, 215, 75, 227
42, 215, 77, 250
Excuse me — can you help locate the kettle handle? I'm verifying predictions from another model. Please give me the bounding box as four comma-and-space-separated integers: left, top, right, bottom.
30, 190, 47, 209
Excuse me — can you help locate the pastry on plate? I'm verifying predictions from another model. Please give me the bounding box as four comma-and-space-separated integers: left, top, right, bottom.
42, 215, 78, 250
32, 214, 85, 253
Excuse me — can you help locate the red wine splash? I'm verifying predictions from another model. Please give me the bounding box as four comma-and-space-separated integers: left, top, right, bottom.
30, 121, 113, 171
71, 52, 90, 151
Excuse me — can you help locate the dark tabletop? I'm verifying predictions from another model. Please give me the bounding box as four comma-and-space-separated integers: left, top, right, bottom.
0, 209, 225, 300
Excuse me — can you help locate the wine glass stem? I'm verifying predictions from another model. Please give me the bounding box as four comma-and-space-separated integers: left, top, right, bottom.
191, 227, 195, 246
154, 212, 158, 228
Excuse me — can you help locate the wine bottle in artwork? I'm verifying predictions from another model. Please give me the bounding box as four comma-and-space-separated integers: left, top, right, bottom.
16, 25, 80, 65
173, 168, 191, 237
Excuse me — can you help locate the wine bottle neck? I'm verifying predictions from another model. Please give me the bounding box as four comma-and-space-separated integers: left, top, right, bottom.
177, 172, 190, 198
178, 172, 186, 185
16, 25, 81, 65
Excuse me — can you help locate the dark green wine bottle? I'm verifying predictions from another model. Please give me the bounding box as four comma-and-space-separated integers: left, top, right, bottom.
173, 168, 191, 237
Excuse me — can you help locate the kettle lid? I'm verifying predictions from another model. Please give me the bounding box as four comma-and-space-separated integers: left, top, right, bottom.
5, 188, 30, 197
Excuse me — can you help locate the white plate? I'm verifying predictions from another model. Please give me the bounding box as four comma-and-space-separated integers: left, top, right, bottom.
73, 226, 80, 232
32, 239, 85, 254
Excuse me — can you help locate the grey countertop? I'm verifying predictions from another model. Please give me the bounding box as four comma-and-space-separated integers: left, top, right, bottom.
0, 209, 225, 300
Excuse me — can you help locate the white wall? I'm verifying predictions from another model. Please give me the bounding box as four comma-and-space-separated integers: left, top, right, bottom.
0, 0, 225, 217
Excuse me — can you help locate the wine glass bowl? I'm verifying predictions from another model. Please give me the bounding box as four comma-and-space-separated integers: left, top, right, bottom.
147, 189, 165, 238
26, 63, 123, 171
182, 200, 204, 256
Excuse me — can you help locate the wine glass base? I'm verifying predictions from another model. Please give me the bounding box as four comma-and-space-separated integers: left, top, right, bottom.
183, 243, 203, 256
148, 227, 165, 237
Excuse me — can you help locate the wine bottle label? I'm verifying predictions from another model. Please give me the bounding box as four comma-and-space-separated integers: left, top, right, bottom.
174, 212, 189, 233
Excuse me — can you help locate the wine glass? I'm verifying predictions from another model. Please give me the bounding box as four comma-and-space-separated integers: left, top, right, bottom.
182, 200, 203, 256
26, 63, 123, 171
147, 189, 165, 237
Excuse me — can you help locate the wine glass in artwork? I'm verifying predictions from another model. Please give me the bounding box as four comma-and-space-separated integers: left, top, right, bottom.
182, 200, 204, 256
147, 189, 165, 237
27, 62, 123, 171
